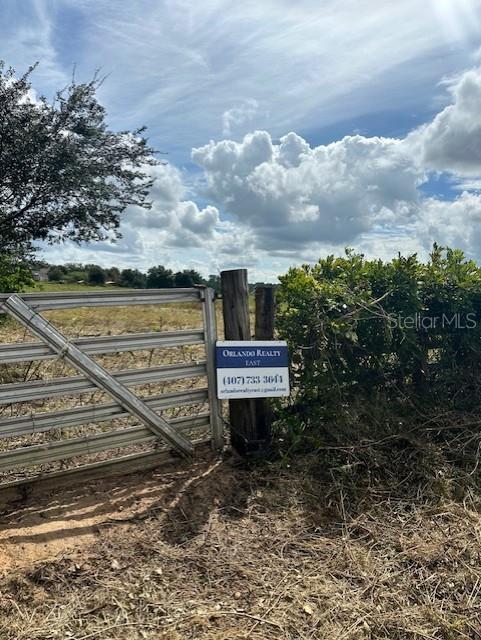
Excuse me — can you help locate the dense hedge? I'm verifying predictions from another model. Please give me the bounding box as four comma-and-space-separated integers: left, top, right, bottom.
276, 246, 481, 447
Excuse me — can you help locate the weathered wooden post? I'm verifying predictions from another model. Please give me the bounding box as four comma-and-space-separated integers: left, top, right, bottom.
220, 269, 257, 455
254, 285, 275, 446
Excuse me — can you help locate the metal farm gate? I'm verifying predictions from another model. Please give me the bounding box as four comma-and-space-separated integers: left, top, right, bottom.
0, 287, 223, 491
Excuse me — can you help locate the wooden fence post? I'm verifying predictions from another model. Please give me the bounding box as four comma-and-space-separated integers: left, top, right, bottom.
221, 269, 257, 455
254, 286, 275, 447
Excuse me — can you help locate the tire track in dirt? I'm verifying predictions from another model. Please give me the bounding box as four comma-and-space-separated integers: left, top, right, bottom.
0, 458, 215, 573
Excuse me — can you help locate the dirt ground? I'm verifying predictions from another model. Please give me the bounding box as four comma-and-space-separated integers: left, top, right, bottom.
0, 454, 218, 573
1, 448, 481, 640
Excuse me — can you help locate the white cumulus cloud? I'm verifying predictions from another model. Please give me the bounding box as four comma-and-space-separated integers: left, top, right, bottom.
192, 130, 424, 250
409, 68, 481, 176
129, 164, 220, 247
415, 192, 481, 253
222, 99, 259, 136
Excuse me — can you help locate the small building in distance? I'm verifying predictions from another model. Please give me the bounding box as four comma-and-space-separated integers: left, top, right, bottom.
32, 268, 49, 282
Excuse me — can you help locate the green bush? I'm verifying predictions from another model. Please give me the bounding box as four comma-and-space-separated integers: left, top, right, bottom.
64, 269, 87, 283
87, 265, 106, 285
47, 266, 66, 282
276, 245, 481, 450
0, 255, 33, 293
120, 268, 146, 288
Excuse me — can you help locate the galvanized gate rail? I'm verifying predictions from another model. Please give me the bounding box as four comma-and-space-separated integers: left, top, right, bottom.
0, 287, 223, 489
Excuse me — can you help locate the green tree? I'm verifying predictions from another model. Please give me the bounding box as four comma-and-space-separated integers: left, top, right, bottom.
64, 263, 85, 272
0, 61, 158, 263
47, 265, 66, 282
87, 264, 106, 285
119, 268, 146, 288
174, 269, 204, 288
106, 266, 120, 284
146, 265, 175, 288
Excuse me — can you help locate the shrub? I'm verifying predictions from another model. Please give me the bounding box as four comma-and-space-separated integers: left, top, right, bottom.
87, 264, 106, 285
119, 268, 146, 288
47, 266, 66, 282
0, 255, 33, 293
64, 269, 87, 283
276, 246, 481, 450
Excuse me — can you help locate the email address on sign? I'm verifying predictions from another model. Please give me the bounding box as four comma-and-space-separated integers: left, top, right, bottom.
220, 386, 287, 395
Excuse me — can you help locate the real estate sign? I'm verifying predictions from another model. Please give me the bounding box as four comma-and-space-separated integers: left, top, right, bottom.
216, 340, 290, 399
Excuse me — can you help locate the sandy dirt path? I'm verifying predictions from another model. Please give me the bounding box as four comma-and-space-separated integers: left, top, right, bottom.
0, 454, 222, 574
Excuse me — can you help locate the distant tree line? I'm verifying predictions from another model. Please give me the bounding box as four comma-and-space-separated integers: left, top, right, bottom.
45, 263, 223, 292
42, 263, 272, 293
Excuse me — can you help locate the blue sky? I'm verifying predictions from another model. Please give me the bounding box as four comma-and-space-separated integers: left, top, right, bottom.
3, 0, 481, 280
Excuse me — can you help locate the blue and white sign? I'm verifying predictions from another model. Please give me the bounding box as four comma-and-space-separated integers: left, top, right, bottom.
216, 340, 290, 399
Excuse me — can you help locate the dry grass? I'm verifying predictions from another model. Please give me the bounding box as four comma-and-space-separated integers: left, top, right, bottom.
1, 449, 481, 639
1, 285, 481, 638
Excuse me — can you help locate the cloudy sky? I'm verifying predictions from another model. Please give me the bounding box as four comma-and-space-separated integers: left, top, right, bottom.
3, 0, 481, 280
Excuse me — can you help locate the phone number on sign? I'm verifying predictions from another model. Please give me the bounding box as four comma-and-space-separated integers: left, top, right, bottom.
222, 374, 285, 385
